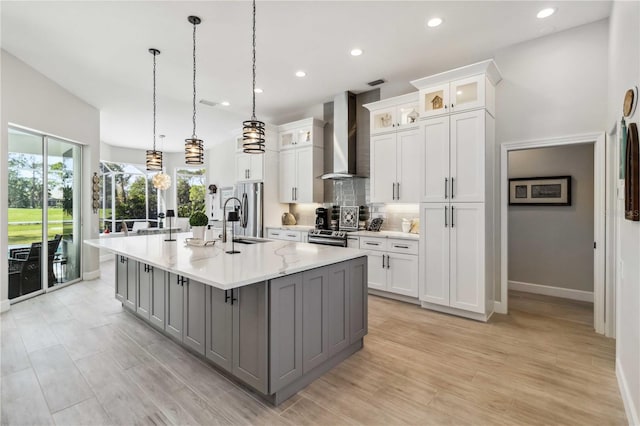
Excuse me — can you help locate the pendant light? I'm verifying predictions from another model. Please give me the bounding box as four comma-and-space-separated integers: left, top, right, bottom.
242, 0, 265, 154
185, 15, 204, 165
146, 48, 163, 171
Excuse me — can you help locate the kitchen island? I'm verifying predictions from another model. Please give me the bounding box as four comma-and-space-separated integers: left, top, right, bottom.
84, 233, 368, 405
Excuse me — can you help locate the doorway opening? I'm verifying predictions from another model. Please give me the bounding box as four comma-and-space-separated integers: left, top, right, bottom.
499, 133, 607, 334
7, 126, 83, 303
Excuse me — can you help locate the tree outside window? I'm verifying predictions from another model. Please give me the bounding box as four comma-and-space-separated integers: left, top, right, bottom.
176, 168, 206, 218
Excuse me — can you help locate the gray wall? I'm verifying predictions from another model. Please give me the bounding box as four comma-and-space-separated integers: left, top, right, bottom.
491, 18, 608, 302
508, 144, 594, 292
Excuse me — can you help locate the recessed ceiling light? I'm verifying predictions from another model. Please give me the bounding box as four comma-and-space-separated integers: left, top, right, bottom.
427, 17, 443, 28
221, 101, 230, 106
254, 88, 263, 94
350, 48, 363, 56
295, 70, 307, 78
537, 8, 555, 19
456, 90, 462, 95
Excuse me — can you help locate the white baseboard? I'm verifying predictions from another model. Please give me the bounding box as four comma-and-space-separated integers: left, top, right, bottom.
493, 300, 507, 314
420, 301, 490, 322
368, 289, 420, 305
617, 361, 640, 426
83, 269, 101, 281
0, 299, 10, 313
508, 280, 593, 302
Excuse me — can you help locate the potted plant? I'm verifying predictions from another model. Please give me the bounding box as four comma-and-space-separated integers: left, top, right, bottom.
189, 211, 208, 240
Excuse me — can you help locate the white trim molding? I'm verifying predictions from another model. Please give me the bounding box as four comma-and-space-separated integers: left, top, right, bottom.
508, 280, 593, 302
493, 300, 507, 314
500, 132, 607, 334
82, 269, 100, 281
0, 299, 10, 313
617, 361, 640, 426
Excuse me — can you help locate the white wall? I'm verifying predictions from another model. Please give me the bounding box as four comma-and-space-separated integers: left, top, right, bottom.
508, 144, 594, 293
1, 50, 101, 307
607, 2, 640, 424
492, 19, 609, 303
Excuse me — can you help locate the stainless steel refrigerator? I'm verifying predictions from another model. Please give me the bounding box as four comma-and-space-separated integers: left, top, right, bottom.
233, 182, 263, 237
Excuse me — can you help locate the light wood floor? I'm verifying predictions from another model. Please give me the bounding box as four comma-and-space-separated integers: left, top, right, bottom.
1, 262, 626, 425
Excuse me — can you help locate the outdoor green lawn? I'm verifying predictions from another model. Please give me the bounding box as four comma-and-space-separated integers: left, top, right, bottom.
8, 208, 72, 245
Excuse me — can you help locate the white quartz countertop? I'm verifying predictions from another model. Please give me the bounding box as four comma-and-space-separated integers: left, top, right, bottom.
350, 230, 419, 240
85, 233, 367, 290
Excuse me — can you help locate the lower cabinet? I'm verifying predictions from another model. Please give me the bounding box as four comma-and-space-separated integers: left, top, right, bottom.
269, 258, 368, 394
205, 283, 269, 394
166, 273, 207, 355
137, 263, 166, 329
360, 238, 419, 297
115, 255, 137, 310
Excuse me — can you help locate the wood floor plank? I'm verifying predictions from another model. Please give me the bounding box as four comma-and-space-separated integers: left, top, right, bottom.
1, 327, 31, 377
51, 397, 112, 426
1, 368, 54, 425
28, 344, 94, 413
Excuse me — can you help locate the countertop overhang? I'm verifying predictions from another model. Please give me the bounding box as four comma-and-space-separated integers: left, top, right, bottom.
85, 233, 367, 290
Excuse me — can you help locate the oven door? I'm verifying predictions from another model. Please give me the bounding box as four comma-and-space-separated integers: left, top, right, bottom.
307, 236, 347, 247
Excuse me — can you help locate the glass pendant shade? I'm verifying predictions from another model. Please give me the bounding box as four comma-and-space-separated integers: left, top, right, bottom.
185, 137, 204, 164
242, 119, 265, 153
146, 149, 163, 171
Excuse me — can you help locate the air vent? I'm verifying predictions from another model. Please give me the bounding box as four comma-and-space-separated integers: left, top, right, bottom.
199, 99, 218, 107
367, 79, 385, 87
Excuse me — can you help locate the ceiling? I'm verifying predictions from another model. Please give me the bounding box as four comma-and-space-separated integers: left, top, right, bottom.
1, 1, 611, 152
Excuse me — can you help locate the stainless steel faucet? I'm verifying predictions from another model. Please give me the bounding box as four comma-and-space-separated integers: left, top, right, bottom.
222, 197, 242, 243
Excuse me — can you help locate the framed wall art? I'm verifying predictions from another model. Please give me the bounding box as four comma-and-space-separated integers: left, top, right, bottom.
509, 176, 572, 206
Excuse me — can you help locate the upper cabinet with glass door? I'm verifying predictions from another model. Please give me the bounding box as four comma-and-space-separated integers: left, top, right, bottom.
277, 117, 325, 150
411, 59, 502, 118
365, 92, 420, 135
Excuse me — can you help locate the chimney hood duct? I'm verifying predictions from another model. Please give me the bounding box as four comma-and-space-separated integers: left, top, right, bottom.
321, 91, 363, 180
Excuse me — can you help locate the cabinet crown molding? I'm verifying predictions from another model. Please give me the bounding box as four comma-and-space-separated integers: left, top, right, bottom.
410, 59, 502, 89
363, 92, 419, 111
277, 117, 326, 132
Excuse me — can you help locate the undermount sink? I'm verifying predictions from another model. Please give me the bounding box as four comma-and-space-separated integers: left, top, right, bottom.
232, 237, 269, 245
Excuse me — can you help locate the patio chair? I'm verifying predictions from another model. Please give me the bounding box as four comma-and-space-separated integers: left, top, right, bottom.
8, 235, 62, 298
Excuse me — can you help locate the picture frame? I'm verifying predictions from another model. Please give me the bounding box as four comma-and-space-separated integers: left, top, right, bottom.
509, 176, 572, 206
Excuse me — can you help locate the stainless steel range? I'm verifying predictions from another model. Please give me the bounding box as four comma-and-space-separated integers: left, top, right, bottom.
307, 229, 348, 247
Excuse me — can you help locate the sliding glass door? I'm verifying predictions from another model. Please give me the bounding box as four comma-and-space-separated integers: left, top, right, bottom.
7, 127, 82, 301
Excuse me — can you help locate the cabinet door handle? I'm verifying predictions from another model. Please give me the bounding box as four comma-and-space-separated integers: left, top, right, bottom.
225, 290, 230, 303
451, 206, 455, 228
295, 187, 298, 201
366, 242, 380, 246
382, 254, 385, 268
444, 104, 448, 109
392, 183, 395, 200
394, 245, 409, 249
291, 187, 294, 200
230, 289, 237, 305
445, 206, 448, 227
287, 234, 297, 238
445, 178, 448, 199
451, 103, 454, 109
397, 182, 400, 200
451, 177, 455, 199
386, 254, 390, 269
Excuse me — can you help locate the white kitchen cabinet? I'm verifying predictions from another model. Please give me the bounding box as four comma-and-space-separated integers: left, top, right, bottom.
266, 228, 303, 242
346, 236, 360, 249
369, 97, 420, 135
416, 75, 490, 118
236, 153, 263, 182
279, 146, 323, 203
370, 128, 422, 203
359, 236, 418, 297
419, 203, 485, 314
278, 118, 324, 151
421, 110, 485, 203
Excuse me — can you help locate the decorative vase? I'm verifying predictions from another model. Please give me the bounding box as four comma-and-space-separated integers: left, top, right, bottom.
192, 226, 206, 240
401, 218, 411, 233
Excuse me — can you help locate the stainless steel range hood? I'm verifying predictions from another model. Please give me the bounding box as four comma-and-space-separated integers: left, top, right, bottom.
320, 92, 363, 180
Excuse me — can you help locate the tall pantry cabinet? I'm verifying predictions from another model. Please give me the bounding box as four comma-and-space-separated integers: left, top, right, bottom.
412, 60, 501, 321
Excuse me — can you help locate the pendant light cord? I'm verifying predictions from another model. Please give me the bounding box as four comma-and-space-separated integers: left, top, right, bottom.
192, 21, 197, 138
251, 0, 257, 120
152, 51, 157, 151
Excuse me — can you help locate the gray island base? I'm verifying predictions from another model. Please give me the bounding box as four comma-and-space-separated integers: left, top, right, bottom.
107, 245, 368, 405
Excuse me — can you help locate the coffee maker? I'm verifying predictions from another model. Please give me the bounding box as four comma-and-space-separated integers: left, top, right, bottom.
315, 207, 329, 230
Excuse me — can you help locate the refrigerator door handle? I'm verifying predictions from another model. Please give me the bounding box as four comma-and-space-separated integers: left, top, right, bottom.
241, 192, 248, 228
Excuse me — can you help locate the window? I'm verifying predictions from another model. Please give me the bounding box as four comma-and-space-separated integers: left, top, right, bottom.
100, 161, 159, 232
175, 168, 206, 218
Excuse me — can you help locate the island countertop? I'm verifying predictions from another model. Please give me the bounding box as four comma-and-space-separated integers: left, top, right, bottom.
85, 233, 366, 290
